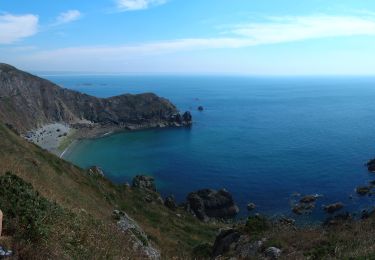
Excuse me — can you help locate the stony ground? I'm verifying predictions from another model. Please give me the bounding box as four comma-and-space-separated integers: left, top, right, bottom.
23, 123, 71, 153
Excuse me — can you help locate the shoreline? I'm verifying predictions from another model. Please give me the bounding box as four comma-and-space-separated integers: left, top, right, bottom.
25, 121, 192, 159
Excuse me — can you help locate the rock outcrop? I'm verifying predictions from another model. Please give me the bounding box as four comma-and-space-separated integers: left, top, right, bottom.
212, 228, 241, 257
186, 189, 239, 222
366, 158, 375, 172
113, 210, 160, 259
0, 63, 192, 134
324, 202, 344, 214
164, 195, 177, 211
132, 175, 157, 192
87, 166, 105, 177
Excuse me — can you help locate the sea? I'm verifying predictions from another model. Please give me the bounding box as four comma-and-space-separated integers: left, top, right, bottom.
43, 74, 375, 223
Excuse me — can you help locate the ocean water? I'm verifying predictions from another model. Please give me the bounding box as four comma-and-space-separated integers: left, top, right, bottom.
45, 75, 375, 222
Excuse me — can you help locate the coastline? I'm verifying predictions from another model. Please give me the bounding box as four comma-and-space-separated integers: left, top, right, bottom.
25, 121, 192, 159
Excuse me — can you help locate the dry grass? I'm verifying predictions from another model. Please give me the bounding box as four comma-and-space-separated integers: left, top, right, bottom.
0, 123, 222, 258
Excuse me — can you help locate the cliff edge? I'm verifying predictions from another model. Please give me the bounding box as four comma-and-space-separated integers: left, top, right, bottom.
0, 63, 191, 134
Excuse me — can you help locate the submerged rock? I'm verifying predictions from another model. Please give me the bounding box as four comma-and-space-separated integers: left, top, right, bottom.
292, 203, 314, 215
186, 188, 239, 222
132, 175, 157, 192
324, 202, 344, 214
356, 186, 372, 196
300, 195, 318, 203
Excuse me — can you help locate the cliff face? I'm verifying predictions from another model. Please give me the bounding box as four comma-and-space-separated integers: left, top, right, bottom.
0, 63, 191, 133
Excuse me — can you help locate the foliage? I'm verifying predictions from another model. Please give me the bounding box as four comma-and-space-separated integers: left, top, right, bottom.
0, 172, 61, 242
245, 215, 270, 235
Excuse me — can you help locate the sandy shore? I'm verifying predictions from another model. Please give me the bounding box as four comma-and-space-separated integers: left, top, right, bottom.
23, 123, 71, 155
23, 121, 185, 158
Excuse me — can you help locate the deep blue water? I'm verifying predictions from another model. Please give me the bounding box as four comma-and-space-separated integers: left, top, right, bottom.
44, 75, 375, 222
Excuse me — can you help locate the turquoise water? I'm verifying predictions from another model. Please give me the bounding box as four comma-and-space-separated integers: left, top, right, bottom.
46, 75, 375, 221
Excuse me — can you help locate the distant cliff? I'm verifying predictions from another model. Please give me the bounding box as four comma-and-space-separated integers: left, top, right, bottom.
0, 63, 191, 133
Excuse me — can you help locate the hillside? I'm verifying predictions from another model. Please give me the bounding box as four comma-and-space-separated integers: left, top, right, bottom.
0, 63, 191, 134
0, 123, 221, 258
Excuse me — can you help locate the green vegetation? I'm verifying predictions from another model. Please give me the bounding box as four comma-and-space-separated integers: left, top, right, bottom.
0, 123, 220, 258
119, 188, 221, 257
244, 215, 270, 236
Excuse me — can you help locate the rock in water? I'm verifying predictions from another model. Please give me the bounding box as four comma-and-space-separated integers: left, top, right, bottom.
367, 158, 375, 172
132, 175, 157, 192
324, 202, 344, 214
198, 106, 204, 111
186, 188, 239, 221
182, 111, 192, 125
356, 186, 372, 196
299, 195, 318, 203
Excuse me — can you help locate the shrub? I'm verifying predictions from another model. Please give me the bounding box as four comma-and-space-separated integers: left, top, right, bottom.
245, 215, 270, 235
0, 172, 61, 242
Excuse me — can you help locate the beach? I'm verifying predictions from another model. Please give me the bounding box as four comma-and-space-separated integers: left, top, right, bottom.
23, 123, 72, 155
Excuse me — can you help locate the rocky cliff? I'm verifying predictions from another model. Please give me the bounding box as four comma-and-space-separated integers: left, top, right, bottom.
0, 63, 191, 134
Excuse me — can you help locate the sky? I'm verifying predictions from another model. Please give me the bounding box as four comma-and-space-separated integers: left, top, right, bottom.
1, 0, 375, 75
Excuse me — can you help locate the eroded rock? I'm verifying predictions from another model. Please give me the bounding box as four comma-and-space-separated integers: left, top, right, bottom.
132, 175, 157, 192
87, 166, 105, 177
164, 195, 177, 211
186, 189, 239, 222
212, 228, 241, 257
324, 202, 344, 214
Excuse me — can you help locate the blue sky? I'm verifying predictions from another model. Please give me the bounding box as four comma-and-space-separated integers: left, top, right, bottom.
1, 0, 375, 75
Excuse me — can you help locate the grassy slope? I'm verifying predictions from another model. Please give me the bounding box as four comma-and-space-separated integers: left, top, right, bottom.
0, 123, 221, 258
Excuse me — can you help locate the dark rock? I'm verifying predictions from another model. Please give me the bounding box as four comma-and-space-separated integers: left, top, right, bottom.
324, 202, 344, 214
300, 195, 318, 203
279, 217, 295, 225
247, 203, 256, 211
356, 186, 372, 196
265, 247, 282, 259
186, 189, 239, 222
198, 106, 204, 111
87, 166, 104, 177
212, 228, 241, 257
182, 111, 192, 125
0, 63, 182, 134
369, 180, 375, 187
361, 209, 375, 219
367, 158, 375, 172
164, 195, 177, 211
292, 203, 314, 215
324, 212, 352, 226
132, 175, 156, 192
